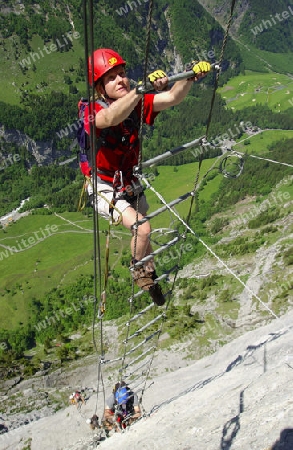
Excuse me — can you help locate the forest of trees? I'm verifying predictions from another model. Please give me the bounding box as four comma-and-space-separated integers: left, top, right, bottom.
0, 141, 81, 216
238, 0, 293, 53
0, 92, 78, 142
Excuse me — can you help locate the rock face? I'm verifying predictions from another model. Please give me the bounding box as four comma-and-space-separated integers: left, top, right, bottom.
196, 0, 250, 37
89, 309, 293, 450
1, 309, 293, 450
0, 125, 71, 165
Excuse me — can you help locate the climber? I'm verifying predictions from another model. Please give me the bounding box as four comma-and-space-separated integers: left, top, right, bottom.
70, 390, 85, 407
102, 381, 141, 432
84, 48, 211, 306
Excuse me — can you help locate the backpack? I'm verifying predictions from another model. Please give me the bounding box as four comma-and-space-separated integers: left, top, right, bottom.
76, 98, 109, 177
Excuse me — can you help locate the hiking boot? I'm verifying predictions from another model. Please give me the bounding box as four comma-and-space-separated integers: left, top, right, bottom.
132, 265, 155, 290
131, 263, 165, 306
149, 283, 165, 306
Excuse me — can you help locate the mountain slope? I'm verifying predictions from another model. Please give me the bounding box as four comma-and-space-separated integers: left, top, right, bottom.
2, 308, 293, 450
0, 0, 241, 107
96, 310, 293, 450
197, 0, 293, 51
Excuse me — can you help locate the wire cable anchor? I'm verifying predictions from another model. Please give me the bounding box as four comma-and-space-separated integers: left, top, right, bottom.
219, 151, 244, 179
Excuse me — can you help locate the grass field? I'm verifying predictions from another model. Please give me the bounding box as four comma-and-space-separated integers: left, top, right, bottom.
235, 39, 293, 75
218, 72, 293, 112
0, 212, 128, 329
0, 35, 86, 105
1, 125, 292, 331
0, 156, 223, 330
234, 129, 293, 154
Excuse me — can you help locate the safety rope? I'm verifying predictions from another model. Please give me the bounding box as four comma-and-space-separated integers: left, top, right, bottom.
238, 151, 293, 169
132, 0, 154, 267
138, 0, 154, 169
155, 0, 238, 328
82, 0, 107, 425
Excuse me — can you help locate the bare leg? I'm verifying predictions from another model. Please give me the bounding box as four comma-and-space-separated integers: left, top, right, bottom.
103, 410, 116, 431
122, 206, 152, 263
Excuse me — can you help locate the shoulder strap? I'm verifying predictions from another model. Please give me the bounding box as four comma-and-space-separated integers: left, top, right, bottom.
95, 99, 109, 109
87, 99, 109, 152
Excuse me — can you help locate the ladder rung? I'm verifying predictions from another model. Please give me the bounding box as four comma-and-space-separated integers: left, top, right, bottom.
127, 303, 156, 323
141, 136, 205, 168
155, 265, 178, 281
124, 357, 153, 378
124, 373, 146, 388
103, 355, 123, 364
120, 346, 156, 370
125, 330, 160, 356
101, 328, 159, 364
132, 192, 193, 228
125, 314, 164, 342
127, 379, 145, 393
132, 236, 180, 267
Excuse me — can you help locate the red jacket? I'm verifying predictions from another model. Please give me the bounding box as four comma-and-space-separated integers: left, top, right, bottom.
84, 94, 158, 185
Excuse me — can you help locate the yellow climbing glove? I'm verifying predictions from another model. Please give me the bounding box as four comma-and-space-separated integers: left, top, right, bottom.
147, 69, 167, 83
192, 61, 211, 75
137, 70, 168, 93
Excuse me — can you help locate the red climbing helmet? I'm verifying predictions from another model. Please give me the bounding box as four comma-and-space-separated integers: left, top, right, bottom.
88, 48, 126, 85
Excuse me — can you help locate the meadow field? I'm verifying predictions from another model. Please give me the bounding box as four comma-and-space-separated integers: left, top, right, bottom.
218, 72, 293, 113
